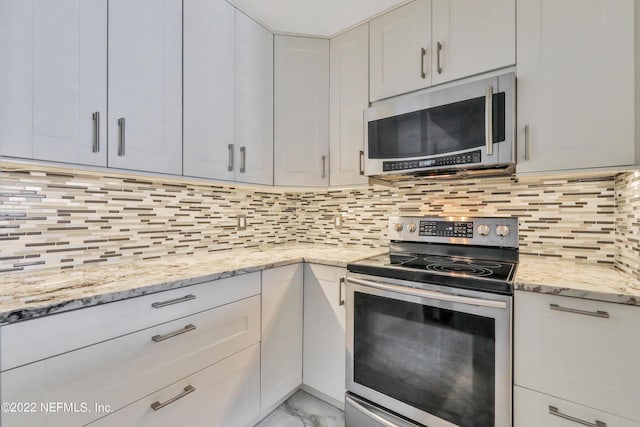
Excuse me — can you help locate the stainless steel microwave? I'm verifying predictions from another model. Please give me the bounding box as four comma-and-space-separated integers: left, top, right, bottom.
364, 73, 515, 176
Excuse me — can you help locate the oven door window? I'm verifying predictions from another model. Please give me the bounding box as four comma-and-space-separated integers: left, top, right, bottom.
353, 292, 495, 427
367, 93, 505, 159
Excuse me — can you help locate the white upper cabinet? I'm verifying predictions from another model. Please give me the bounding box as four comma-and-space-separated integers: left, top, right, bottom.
108, 0, 182, 175
369, 0, 431, 102
370, 0, 515, 101
431, 0, 515, 85
235, 10, 274, 185
330, 24, 370, 187
274, 36, 330, 187
516, 0, 636, 173
183, 0, 236, 181
0, 0, 107, 166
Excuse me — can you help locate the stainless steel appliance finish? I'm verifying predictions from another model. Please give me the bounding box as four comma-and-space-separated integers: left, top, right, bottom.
346, 216, 517, 427
364, 73, 515, 177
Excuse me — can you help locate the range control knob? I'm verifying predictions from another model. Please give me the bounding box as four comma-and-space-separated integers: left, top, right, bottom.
394, 223, 404, 232
496, 225, 511, 237
407, 223, 417, 233
477, 224, 491, 236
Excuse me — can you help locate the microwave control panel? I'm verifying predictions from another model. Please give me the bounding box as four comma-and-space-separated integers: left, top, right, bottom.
382, 150, 481, 172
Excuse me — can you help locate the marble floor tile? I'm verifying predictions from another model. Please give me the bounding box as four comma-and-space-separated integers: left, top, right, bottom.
255, 390, 345, 427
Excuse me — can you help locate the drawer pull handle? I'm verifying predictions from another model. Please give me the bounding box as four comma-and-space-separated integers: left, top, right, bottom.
548, 406, 607, 427
151, 385, 195, 411
549, 303, 609, 319
152, 324, 196, 343
151, 294, 196, 308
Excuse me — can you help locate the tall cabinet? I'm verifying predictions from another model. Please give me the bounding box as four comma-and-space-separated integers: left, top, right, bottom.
516, 0, 636, 173
329, 24, 370, 187
108, 0, 183, 175
274, 36, 330, 187
0, 0, 107, 166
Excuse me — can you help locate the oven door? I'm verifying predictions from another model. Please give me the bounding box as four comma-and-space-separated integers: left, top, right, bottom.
346, 273, 512, 427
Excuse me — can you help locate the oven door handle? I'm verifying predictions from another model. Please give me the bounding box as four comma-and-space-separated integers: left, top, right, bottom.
346, 277, 507, 309
347, 395, 404, 427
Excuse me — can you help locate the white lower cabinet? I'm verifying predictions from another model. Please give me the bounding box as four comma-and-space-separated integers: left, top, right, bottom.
88, 344, 261, 427
515, 386, 640, 427
260, 264, 303, 416
515, 291, 640, 423
303, 264, 346, 406
0, 296, 260, 427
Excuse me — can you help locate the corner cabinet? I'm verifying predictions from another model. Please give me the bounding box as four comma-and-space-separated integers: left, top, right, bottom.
107, 0, 183, 175
0, 0, 107, 166
274, 36, 330, 187
303, 264, 347, 407
516, 0, 636, 173
329, 24, 370, 187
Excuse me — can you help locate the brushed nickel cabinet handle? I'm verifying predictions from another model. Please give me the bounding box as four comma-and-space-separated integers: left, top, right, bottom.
92, 112, 100, 153
117, 117, 125, 156
420, 47, 427, 79
240, 146, 246, 173
548, 406, 607, 427
549, 303, 609, 319
151, 324, 196, 343
524, 124, 531, 161
339, 277, 345, 306
359, 150, 365, 176
485, 85, 494, 156
436, 42, 443, 74
228, 144, 234, 172
151, 294, 196, 309
151, 385, 195, 411
322, 155, 326, 179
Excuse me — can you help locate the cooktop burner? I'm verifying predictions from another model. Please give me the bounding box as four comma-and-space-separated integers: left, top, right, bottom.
389, 253, 516, 282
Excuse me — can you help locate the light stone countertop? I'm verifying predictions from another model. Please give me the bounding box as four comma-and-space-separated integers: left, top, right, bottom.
2, 246, 639, 324
0, 244, 385, 324
515, 254, 640, 305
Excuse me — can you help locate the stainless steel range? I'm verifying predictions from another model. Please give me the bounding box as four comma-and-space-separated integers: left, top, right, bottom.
345, 216, 518, 427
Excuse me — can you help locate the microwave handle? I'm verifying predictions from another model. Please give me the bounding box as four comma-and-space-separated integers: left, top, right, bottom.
485, 85, 493, 156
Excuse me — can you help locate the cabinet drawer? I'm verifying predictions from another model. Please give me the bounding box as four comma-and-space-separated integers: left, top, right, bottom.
515, 386, 640, 427
1, 296, 260, 427
1, 272, 260, 371
515, 291, 640, 422
87, 343, 261, 427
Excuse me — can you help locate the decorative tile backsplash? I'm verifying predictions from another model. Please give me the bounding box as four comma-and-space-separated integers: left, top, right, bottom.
615, 171, 640, 279
1, 163, 638, 277
297, 175, 618, 265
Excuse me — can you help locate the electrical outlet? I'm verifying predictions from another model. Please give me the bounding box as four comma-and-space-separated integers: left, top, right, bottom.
237, 215, 247, 230
334, 215, 343, 229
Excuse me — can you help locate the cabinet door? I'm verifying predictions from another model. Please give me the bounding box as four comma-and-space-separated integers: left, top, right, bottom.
329, 23, 370, 187
87, 344, 261, 427
516, 0, 635, 173
261, 264, 303, 416
0, 0, 107, 166
431, 0, 515, 85
515, 386, 640, 427
514, 291, 640, 422
183, 0, 235, 181
108, 0, 182, 175
303, 264, 346, 406
274, 36, 330, 187
235, 11, 274, 185
369, 0, 431, 102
